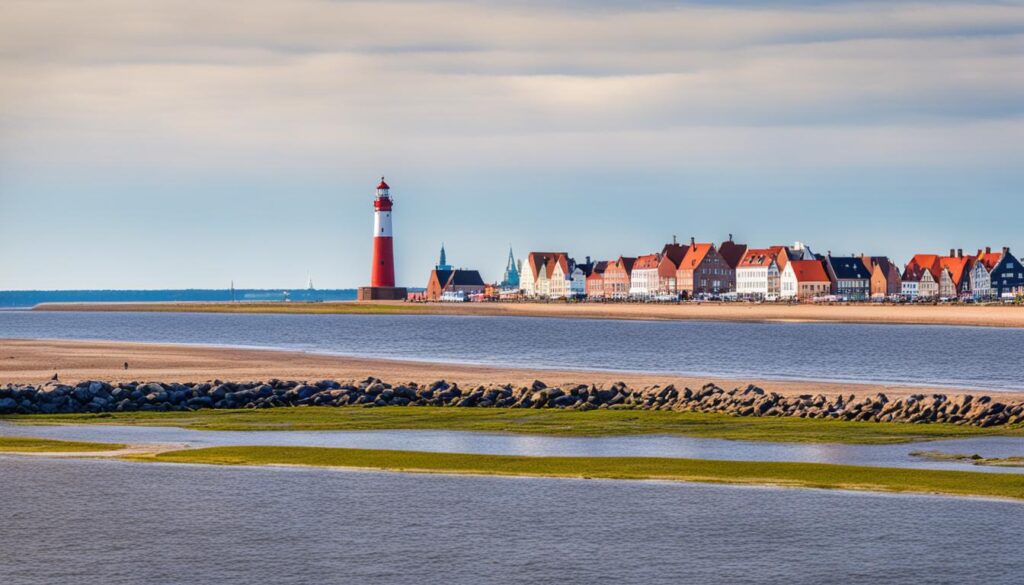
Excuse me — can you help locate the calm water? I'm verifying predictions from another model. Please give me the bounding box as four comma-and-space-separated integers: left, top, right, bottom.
2, 456, 1022, 585
3, 310, 1024, 389
3, 423, 1023, 475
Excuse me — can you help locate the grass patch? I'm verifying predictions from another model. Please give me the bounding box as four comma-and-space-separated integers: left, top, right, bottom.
0, 436, 125, 453
7, 407, 1023, 444
128, 445, 1024, 500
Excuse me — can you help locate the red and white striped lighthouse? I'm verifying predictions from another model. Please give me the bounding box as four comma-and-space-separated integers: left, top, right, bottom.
370, 177, 395, 287
358, 176, 407, 301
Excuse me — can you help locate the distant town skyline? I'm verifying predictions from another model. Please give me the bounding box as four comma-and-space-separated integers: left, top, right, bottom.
1, 0, 1022, 290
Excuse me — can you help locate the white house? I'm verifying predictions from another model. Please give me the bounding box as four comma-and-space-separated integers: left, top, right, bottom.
521, 252, 566, 298
628, 254, 661, 298
736, 248, 781, 300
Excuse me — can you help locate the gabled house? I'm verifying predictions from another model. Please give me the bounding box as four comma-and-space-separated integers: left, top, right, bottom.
859, 256, 902, 298
971, 247, 1002, 299
520, 252, 567, 298
987, 247, 1024, 298
425, 269, 454, 301
780, 259, 831, 300
629, 254, 661, 298
585, 261, 609, 298
656, 243, 689, 295
717, 235, 748, 272
902, 256, 939, 299
676, 238, 734, 297
824, 255, 871, 300
547, 253, 572, 299
736, 248, 781, 300
938, 249, 973, 298
426, 269, 485, 301
603, 256, 636, 299
569, 257, 594, 299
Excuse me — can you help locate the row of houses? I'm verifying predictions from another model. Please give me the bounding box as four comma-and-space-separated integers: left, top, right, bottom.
516, 238, 1024, 301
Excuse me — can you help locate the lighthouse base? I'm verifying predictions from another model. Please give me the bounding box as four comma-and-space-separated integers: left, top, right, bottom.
357, 286, 408, 301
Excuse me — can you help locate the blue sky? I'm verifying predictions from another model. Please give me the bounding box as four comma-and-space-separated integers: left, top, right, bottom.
1, 0, 1022, 289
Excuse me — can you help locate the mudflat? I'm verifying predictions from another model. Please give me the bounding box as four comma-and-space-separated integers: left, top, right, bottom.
3, 338, 1020, 401
34, 300, 1024, 328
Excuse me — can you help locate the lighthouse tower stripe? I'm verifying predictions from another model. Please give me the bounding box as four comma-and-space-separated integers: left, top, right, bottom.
373, 209, 392, 237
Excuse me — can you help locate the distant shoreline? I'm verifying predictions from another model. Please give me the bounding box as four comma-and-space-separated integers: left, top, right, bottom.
29, 299, 1024, 328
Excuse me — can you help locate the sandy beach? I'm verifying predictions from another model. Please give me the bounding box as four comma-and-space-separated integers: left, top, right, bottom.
3, 338, 1021, 401
33, 300, 1024, 328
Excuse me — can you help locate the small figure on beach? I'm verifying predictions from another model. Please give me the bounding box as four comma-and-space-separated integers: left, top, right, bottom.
51, 373, 58, 381
124, 361, 129, 370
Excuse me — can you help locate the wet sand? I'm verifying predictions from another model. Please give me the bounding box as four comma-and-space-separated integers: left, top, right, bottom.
34, 300, 1024, 328
3, 338, 1020, 401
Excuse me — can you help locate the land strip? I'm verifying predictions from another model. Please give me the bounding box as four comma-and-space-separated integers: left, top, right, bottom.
8, 407, 1024, 444
3, 339, 1019, 401
32, 300, 1024, 328
0, 436, 126, 453
127, 446, 1024, 501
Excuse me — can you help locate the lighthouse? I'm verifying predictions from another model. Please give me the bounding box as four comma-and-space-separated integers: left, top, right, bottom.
357, 176, 408, 301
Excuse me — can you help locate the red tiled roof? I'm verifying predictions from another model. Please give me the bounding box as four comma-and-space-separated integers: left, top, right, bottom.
908, 254, 942, 281
679, 243, 713, 270
617, 256, 637, 273
938, 256, 972, 288
737, 248, 778, 268
633, 253, 660, 270
976, 250, 1002, 271
788, 260, 829, 283
660, 243, 688, 268
526, 252, 567, 280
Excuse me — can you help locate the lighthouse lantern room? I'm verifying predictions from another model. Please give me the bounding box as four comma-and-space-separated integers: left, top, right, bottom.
358, 176, 408, 301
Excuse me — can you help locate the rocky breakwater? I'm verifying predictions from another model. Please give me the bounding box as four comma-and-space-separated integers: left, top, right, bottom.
1, 379, 1023, 427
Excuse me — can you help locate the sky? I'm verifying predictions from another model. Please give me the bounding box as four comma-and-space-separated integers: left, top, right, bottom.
1, 0, 1022, 289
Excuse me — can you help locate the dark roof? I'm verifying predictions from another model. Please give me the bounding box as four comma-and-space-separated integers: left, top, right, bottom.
718, 240, 748, 270
447, 270, 484, 287
828, 256, 871, 280
431, 269, 453, 287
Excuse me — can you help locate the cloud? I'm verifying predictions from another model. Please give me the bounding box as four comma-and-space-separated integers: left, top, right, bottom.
1, 0, 1022, 175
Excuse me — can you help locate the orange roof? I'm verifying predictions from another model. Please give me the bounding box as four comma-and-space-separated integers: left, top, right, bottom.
938, 256, 972, 288
632, 253, 660, 270
976, 250, 1002, 271
737, 248, 778, 269
788, 260, 829, 283
679, 243, 713, 270
908, 254, 942, 281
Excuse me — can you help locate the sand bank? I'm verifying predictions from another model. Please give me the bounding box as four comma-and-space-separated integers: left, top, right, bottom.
3, 339, 1020, 401
33, 300, 1024, 328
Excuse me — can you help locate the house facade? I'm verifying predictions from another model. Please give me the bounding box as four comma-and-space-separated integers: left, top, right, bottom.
677, 239, 734, 297
971, 248, 1001, 299
520, 252, 567, 298
629, 254, 661, 298
736, 248, 780, 300
901, 259, 939, 299
427, 269, 484, 301
824, 255, 871, 300
988, 247, 1024, 298
860, 256, 902, 298
602, 257, 636, 299
657, 243, 688, 294
780, 260, 831, 300
586, 261, 609, 298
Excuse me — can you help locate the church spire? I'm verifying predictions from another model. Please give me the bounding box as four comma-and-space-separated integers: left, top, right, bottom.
436, 243, 452, 271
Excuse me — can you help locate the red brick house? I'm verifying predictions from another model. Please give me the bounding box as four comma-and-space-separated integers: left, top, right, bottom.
602, 256, 636, 299
586, 261, 609, 298
676, 238, 734, 297
657, 243, 688, 294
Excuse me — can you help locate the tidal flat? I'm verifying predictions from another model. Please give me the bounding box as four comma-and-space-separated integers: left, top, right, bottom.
7, 407, 1024, 444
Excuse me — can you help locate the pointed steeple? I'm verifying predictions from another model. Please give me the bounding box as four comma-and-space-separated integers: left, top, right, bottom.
502, 245, 520, 288
436, 243, 452, 271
